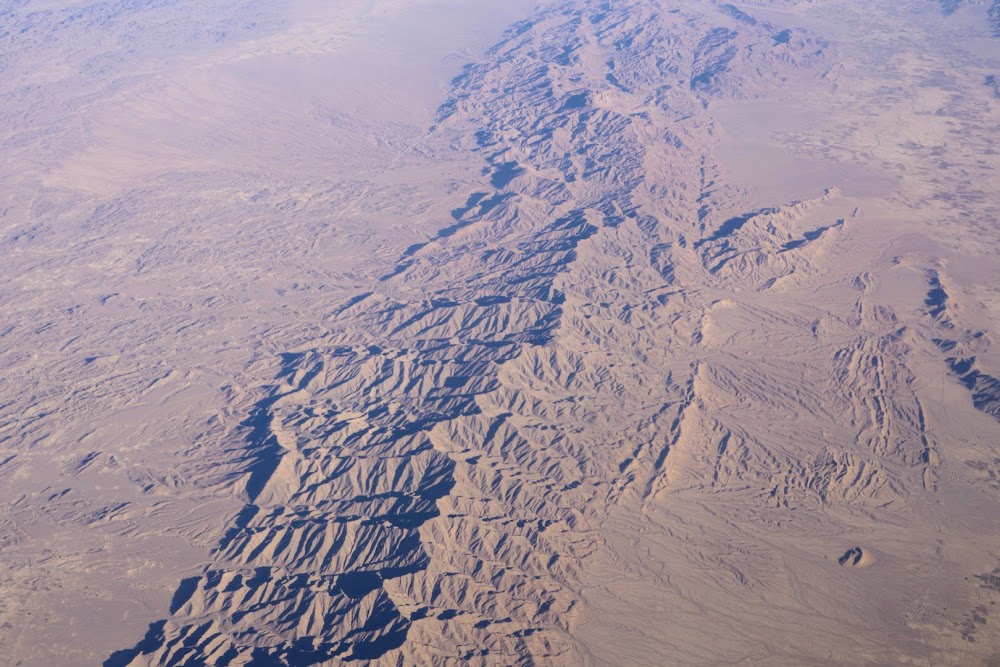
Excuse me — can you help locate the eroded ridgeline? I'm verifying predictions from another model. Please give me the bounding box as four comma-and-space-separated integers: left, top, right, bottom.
110, 1, 848, 664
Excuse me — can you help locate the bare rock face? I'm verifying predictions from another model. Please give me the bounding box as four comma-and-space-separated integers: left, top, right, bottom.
2, 0, 1000, 665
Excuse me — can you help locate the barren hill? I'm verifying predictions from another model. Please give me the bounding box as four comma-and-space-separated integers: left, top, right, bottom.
1, 0, 998, 665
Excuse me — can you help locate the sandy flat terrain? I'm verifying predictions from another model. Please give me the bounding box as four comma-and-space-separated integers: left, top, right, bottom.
1, 0, 999, 665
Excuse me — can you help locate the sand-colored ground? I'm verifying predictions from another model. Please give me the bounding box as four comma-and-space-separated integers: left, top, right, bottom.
1, 0, 999, 665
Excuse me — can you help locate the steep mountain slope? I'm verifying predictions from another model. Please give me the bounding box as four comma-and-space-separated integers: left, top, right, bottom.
106, 0, 1000, 665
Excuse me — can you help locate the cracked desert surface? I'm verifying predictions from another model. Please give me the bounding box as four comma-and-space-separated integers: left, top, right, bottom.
1, 0, 999, 665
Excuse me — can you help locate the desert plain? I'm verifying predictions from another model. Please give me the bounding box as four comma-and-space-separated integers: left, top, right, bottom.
1, 0, 1000, 665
